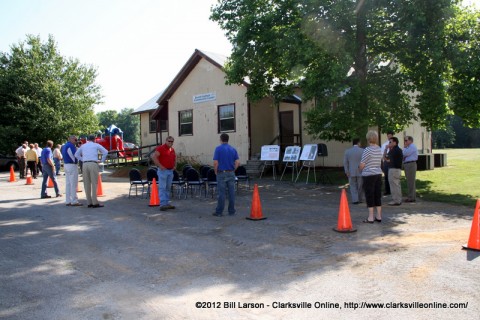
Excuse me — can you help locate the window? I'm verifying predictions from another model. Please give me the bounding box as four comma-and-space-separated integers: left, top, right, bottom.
179, 110, 193, 135
218, 104, 235, 132
149, 112, 156, 133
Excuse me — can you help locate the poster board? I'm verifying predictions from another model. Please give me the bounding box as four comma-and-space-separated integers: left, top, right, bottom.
260, 145, 280, 161
282, 146, 301, 162
300, 144, 318, 161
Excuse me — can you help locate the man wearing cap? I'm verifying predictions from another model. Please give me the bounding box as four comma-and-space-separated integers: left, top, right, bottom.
403, 136, 418, 203
75, 135, 108, 208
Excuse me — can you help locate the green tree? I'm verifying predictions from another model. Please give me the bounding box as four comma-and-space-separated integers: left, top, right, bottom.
211, 0, 476, 141
445, 5, 480, 128
0, 35, 101, 153
96, 108, 139, 144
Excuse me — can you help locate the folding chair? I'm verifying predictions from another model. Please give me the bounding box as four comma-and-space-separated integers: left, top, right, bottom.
184, 168, 204, 198
128, 168, 147, 198
235, 165, 250, 191
146, 167, 159, 198
171, 169, 186, 199
206, 168, 217, 198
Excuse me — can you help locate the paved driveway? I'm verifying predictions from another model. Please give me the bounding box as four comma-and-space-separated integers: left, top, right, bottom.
1, 170, 479, 319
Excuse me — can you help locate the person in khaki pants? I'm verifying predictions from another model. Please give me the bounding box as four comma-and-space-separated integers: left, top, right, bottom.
74, 135, 108, 208
386, 137, 403, 206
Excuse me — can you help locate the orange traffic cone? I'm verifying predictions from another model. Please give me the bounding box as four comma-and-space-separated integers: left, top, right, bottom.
149, 178, 160, 207
25, 168, 33, 185
97, 173, 105, 197
47, 176, 54, 188
333, 189, 357, 233
462, 199, 480, 251
8, 165, 16, 182
246, 184, 267, 220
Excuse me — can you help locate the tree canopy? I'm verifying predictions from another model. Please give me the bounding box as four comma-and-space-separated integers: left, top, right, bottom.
211, 0, 479, 141
0, 35, 101, 153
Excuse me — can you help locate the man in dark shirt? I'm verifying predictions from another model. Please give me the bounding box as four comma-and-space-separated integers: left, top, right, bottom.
386, 137, 403, 205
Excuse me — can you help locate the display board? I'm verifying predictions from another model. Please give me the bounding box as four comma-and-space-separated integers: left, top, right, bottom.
260, 145, 280, 161
299, 144, 318, 161
282, 146, 301, 162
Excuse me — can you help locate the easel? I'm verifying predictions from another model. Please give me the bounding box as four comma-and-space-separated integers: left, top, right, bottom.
260, 160, 277, 180
280, 145, 301, 181
295, 144, 318, 184
280, 161, 298, 181
259, 145, 280, 180
295, 160, 316, 184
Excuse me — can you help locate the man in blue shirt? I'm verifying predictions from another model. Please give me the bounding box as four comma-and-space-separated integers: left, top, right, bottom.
213, 133, 240, 217
40, 140, 61, 199
62, 135, 82, 206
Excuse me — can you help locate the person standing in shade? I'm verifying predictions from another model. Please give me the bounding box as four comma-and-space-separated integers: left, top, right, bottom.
53, 144, 63, 176
40, 140, 61, 199
62, 135, 82, 206
213, 133, 240, 217
75, 135, 108, 208
359, 131, 383, 223
403, 136, 418, 203
380, 131, 394, 195
386, 137, 403, 206
151, 136, 176, 211
343, 138, 364, 204
15, 143, 27, 179
25, 143, 38, 179
34, 143, 43, 176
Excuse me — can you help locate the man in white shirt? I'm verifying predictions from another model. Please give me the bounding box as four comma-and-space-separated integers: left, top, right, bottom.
74, 135, 108, 208
15, 143, 27, 178
34, 143, 43, 176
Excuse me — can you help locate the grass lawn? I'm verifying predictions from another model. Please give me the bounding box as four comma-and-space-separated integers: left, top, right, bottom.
416, 149, 480, 207
279, 148, 480, 207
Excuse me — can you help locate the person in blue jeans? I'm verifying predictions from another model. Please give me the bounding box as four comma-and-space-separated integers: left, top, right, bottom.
151, 136, 176, 211
40, 140, 62, 199
213, 133, 240, 217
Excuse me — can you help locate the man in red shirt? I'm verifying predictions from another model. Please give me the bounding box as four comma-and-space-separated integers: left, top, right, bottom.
151, 136, 176, 211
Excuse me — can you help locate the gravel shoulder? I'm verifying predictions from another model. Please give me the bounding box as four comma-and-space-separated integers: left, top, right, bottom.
0, 170, 479, 319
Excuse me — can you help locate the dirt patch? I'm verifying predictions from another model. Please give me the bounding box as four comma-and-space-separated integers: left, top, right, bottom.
108, 166, 148, 178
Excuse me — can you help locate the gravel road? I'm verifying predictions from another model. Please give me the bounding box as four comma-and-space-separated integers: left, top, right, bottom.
0, 170, 479, 319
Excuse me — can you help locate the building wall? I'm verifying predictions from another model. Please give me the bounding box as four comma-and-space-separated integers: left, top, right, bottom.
167, 58, 249, 165
139, 112, 159, 147
249, 97, 277, 157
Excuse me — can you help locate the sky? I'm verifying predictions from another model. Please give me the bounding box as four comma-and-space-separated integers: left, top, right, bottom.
1, 0, 478, 114
0, 0, 232, 113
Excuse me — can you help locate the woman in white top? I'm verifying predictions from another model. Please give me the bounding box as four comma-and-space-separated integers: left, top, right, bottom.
359, 130, 383, 223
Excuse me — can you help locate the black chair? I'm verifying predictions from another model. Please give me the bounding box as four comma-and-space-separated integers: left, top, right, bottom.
171, 169, 185, 199
146, 167, 159, 198
235, 165, 250, 191
184, 167, 204, 198
128, 168, 147, 198
200, 165, 211, 183
317, 143, 332, 184
181, 164, 193, 180
206, 168, 217, 198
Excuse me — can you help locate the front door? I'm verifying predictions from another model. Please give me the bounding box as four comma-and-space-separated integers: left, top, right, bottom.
280, 111, 294, 149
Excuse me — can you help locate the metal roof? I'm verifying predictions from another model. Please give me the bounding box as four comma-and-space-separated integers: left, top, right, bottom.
131, 90, 164, 115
